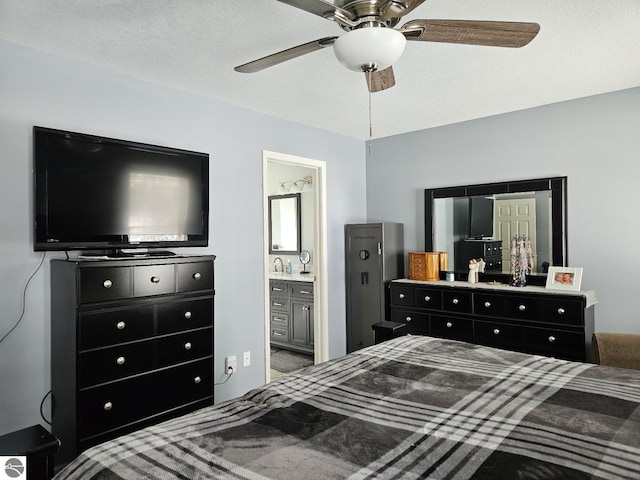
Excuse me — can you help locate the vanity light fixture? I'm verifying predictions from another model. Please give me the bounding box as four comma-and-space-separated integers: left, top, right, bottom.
274, 176, 313, 195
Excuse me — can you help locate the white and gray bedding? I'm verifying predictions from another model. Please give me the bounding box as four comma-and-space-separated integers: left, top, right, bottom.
54, 335, 640, 479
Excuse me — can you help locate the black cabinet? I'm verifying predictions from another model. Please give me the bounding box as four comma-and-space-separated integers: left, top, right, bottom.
454, 239, 503, 272
50, 255, 215, 465
269, 279, 313, 354
389, 280, 595, 362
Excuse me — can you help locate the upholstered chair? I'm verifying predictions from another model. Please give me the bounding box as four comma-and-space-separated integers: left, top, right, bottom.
592, 332, 640, 370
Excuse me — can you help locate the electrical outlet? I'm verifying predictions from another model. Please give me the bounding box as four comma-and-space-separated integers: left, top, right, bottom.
243, 351, 250, 367
225, 355, 237, 374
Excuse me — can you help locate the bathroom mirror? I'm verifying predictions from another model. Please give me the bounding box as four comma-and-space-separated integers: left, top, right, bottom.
425, 177, 567, 284
269, 193, 301, 254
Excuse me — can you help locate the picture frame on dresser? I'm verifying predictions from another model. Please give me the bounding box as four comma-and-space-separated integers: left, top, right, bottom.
545, 266, 583, 291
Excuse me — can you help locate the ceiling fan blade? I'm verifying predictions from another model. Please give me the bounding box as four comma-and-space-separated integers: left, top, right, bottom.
276, 0, 354, 21
401, 19, 540, 48
365, 67, 396, 93
235, 37, 337, 73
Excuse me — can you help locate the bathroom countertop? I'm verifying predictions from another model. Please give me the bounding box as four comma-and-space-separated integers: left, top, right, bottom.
268, 271, 315, 282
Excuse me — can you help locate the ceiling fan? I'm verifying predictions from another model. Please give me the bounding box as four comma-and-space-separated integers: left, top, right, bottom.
235, 0, 540, 93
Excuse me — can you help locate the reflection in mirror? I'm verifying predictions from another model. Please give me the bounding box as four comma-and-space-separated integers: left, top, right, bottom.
434, 192, 552, 274
269, 193, 301, 254
426, 177, 567, 283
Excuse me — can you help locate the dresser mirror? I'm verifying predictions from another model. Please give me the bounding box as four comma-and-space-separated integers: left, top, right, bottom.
269, 193, 301, 254
425, 177, 567, 284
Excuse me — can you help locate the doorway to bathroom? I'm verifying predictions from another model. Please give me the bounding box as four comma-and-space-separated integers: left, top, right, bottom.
262, 150, 328, 382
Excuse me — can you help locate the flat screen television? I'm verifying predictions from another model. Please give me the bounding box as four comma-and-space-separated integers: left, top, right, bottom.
34, 126, 209, 254
468, 196, 494, 239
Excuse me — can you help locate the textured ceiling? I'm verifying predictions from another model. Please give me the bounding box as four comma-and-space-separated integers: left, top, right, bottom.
1, 0, 639, 139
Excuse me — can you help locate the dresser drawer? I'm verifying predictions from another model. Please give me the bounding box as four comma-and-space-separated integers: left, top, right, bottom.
390, 285, 415, 307
133, 264, 175, 297
442, 291, 472, 314
270, 296, 289, 313
79, 358, 212, 439
475, 320, 524, 350
270, 326, 289, 342
542, 298, 584, 326
79, 306, 154, 349
157, 328, 213, 367
524, 327, 585, 360
79, 340, 155, 388
79, 267, 132, 303
291, 282, 314, 298
415, 287, 442, 310
177, 261, 214, 292
157, 297, 213, 334
431, 315, 473, 342
271, 312, 289, 328
506, 296, 541, 321
390, 308, 429, 334
270, 281, 289, 295
473, 293, 508, 318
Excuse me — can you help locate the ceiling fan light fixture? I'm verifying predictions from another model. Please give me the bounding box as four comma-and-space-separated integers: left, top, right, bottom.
333, 27, 406, 72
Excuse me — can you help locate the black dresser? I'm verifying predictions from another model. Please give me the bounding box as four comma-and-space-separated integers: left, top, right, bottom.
50, 255, 215, 465
454, 239, 503, 272
389, 279, 596, 362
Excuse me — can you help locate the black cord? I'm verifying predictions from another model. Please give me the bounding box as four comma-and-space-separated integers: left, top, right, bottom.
40, 390, 52, 425
214, 369, 234, 385
0, 252, 46, 345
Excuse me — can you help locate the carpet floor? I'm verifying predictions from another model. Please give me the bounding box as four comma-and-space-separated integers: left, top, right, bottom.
270, 347, 314, 373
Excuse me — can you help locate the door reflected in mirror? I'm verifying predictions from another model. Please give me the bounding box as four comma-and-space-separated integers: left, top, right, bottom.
269, 193, 301, 254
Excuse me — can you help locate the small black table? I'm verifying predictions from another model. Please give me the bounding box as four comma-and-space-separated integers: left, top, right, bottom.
0, 424, 59, 480
371, 321, 407, 344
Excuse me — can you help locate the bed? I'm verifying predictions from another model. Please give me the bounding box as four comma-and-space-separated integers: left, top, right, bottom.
54, 335, 640, 479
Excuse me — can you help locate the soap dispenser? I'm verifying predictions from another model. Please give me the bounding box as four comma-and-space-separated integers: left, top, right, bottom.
286, 260, 292, 274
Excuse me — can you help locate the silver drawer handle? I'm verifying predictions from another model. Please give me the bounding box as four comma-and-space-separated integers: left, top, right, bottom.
424, 295, 431, 302
116, 321, 126, 330
273, 331, 284, 336
116, 356, 125, 366
184, 311, 192, 319
273, 302, 284, 307
452, 298, 459, 305
193, 272, 202, 280
557, 308, 565, 315
193, 376, 201, 384
484, 301, 491, 308
184, 342, 192, 350
548, 336, 556, 343
518, 304, 526, 311
274, 316, 285, 322
399, 293, 405, 299
446, 322, 453, 328
103, 402, 113, 411
300, 290, 312, 294
103, 279, 113, 289
493, 328, 500, 335
151, 276, 160, 283
273, 287, 283, 291
405, 316, 412, 322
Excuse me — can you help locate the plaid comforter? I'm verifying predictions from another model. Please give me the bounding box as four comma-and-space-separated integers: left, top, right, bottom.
55, 336, 640, 479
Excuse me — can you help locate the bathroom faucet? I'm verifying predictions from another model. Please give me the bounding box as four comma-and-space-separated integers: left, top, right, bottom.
273, 257, 284, 273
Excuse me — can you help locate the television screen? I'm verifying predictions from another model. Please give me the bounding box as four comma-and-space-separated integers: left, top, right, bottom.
34, 126, 209, 253
469, 196, 494, 239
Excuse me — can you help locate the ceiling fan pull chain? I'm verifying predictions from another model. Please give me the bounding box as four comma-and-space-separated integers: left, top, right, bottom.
368, 70, 373, 139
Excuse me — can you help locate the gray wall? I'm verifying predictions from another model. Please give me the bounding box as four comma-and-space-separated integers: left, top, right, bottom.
367, 86, 640, 335
0, 40, 366, 435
